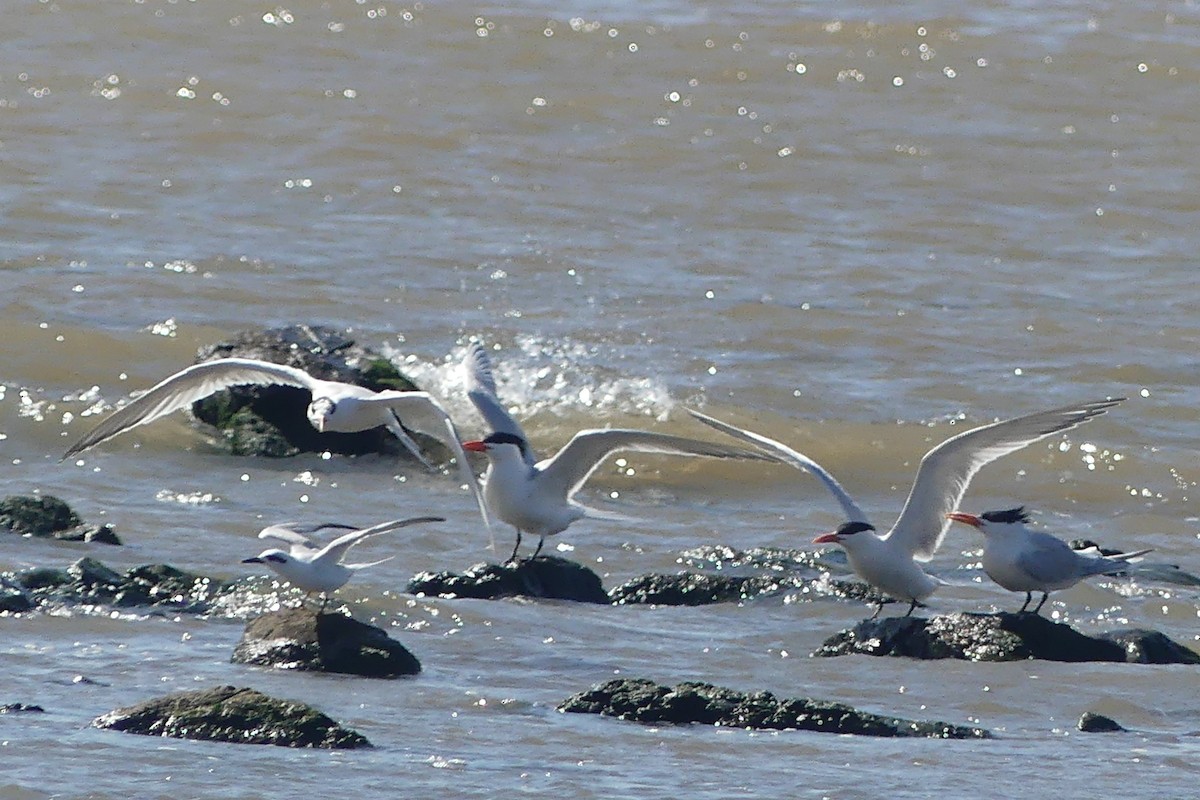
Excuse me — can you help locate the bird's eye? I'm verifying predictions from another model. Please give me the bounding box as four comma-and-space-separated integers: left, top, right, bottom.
266, 553, 287, 563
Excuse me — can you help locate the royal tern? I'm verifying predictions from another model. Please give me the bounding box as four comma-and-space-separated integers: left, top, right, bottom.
242, 515, 444, 609
688, 399, 1123, 616
947, 507, 1150, 614
462, 342, 779, 561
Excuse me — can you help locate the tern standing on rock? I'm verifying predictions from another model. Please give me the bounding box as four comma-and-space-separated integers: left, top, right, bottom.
946, 507, 1151, 614
688, 399, 1124, 617
461, 341, 780, 562
242, 516, 445, 610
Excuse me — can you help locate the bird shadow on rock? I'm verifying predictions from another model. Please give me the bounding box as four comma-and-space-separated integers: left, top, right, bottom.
814, 611, 1200, 664
231, 606, 421, 677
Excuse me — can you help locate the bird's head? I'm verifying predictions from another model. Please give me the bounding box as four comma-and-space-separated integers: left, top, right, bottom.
463, 431, 528, 461
946, 506, 1032, 536
306, 397, 337, 432
812, 520, 876, 547
242, 549, 291, 567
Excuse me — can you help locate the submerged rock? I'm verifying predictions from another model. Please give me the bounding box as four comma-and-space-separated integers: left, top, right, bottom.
1078, 712, 1126, 733
2, 558, 232, 614
189, 324, 430, 458
559, 678, 990, 739
0, 703, 45, 714
0, 495, 120, 545
814, 612, 1200, 664
93, 685, 370, 748
232, 607, 420, 677
407, 556, 609, 603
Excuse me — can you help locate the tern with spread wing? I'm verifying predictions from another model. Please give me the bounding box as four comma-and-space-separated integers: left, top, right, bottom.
242, 515, 444, 609
462, 342, 779, 561
61, 357, 489, 525
947, 506, 1150, 614
688, 399, 1123, 616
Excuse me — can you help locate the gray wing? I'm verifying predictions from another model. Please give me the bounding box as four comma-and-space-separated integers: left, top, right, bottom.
63, 358, 318, 459
888, 399, 1123, 561
464, 341, 535, 463
257, 521, 357, 557
686, 409, 871, 524
536, 428, 778, 501
316, 515, 446, 564
1016, 531, 1096, 585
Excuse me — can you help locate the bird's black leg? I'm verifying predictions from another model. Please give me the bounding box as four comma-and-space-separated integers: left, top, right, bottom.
1032, 592, 1049, 615
870, 602, 884, 620
531, 536, 545, 559
1018, 592, 1032, 613
506, 530, 523, 563
904, 598, 919, 617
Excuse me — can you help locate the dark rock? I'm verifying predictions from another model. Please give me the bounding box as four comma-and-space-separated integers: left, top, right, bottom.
0, 495, 121, 545
814, 611, 1200, 664
0, 581, 33, 613
0, 703, 45, 714
189, 325, 432, 459
608, 571, 885, 606
232, 607, 420, 677
3, 559, 233, 614
93, 685, 370, 748
1078, 712, 1126, 733
1097, 629, 1200, 665
559, 678, 990, 739
408, 556, 609, 603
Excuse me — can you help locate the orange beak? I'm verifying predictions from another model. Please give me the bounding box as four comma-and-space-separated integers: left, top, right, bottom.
946, 512, 982, 528
812, 532, 841, 544
462, 440, 487, 453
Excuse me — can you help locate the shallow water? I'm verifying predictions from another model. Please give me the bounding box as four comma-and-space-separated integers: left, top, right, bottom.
2, 0, 1199, 797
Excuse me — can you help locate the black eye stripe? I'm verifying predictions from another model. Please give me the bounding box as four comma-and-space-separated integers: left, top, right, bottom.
981, 507, 1030, 524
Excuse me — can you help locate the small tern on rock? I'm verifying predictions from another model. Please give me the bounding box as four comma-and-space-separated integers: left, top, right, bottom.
461, 342, 779, 562
947, 506, 1151, 614
242, 515, 444, 609
688, 399, 1124, 617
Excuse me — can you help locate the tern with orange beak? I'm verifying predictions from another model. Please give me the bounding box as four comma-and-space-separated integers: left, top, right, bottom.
462, 341, 779, 562
946, 507, 1150, 614
688, 399, 1124, 617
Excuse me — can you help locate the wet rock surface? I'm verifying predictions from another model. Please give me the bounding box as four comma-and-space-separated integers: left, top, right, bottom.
0, 703, 46, 714
814, 612, 1200, 664
608, 571, 884, 606
1078, 712, 1126, 733
232, 607, 420, 677
0, 495, 120, 545
1, 558, 233, 614
559, 678, 990, 739
93, 685, 370, 748
189, 324, 431, 458
407, 556, 609, 604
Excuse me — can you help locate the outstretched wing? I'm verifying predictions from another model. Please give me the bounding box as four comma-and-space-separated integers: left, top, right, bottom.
464, 341, 534, 462
316, 515, 446, 564
536, 428, 778, 501
686, 409, 871, 524
63, 358, 317, 459
258, 521, 358, 556
363, 391, 493, 543
889, 399, 1123, 561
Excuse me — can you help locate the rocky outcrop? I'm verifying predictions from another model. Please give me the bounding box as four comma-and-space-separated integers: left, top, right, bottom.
0, 703, 45, 714
1, 558, 232, 614
559, 678, 990, 739
231, 607, 420, 677
813, 612, 1200, 664
189, 324, 429, 458
93, 685, 370, 748
407, 556, 609, 603
0, 495, 120, 545
607, 571, 884, 606
1077, 712, 1126, 733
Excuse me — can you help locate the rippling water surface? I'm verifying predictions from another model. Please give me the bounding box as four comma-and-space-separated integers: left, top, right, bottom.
3, 1, 1199, 797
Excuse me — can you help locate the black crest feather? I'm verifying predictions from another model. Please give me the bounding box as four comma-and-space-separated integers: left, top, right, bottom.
836, 520, 876, 536
981, 507, 1031, 525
